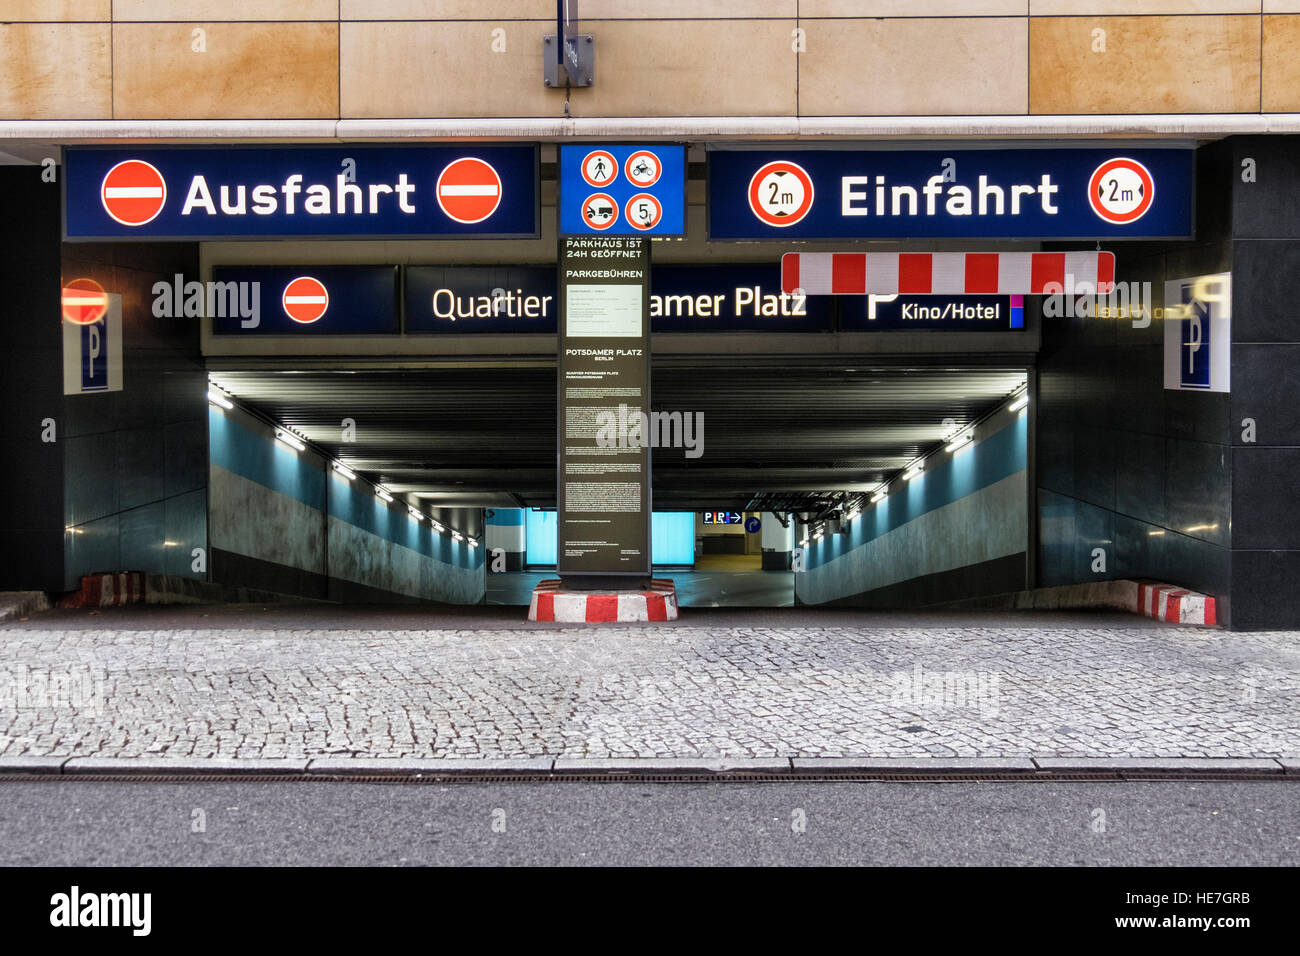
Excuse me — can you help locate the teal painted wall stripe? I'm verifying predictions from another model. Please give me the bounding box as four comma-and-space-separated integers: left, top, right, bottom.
209, 407, 324, 512
486, 508, 525, 527
328, 471, 482, 570
808, 414, 1027, 568
210, 407, 479, 570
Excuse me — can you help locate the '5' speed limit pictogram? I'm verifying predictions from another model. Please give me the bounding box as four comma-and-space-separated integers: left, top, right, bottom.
625, 193, 662, 230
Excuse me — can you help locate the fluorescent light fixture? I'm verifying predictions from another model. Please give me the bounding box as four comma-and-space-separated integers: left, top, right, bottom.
870, 490, 888, 504
799, 537, 809, 547
845, 509, 859, 523
375, 487, 393, 503
207, 390, 233, 410
452, 531, 464, 542
904, 464, 924, 481
407, 506, 423, 521
1009, 392, 1029, 412
468, 539, 479, 549
431, 520, 445, 534
275, 429, 305, 451
332, 462, 356, 480
946, 432, 973, 453
813, 530, 824, 540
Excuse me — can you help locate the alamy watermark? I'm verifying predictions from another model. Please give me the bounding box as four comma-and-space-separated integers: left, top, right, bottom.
0, 664, 106, 716
1043, 274, 1155, 327
152, 274, 260, 328
887, 664, 1001, 718
595, 403, 704, 459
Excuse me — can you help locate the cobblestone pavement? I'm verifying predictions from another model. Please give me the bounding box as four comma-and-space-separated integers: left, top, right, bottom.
0, 622, 1296, 759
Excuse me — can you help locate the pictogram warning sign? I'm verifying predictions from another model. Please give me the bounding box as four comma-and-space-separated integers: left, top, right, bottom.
582, 193, 619, 230
100, 159, 167, 227
624, 150, 661, 188
1088, 157, 1155, 225
581, 150, 618, 188
625, 193, 662, 231
436, 157, 503, 224
748, 160, 814, 228
61, 277, 109, 325
282, 276, 330, 324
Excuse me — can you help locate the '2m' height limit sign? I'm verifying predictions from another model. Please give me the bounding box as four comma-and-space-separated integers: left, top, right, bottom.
557, 236, 651, 584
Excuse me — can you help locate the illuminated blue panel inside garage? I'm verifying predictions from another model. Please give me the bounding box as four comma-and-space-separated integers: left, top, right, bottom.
524, 510, 695, 567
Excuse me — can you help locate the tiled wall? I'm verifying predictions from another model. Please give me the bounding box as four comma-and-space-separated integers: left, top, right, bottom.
4, 3, 1299, 119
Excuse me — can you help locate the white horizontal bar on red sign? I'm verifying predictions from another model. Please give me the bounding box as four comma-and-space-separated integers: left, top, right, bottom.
780, 252, 1115, 296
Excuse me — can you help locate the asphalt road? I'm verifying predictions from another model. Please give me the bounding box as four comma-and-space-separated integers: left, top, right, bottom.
1, 779, 1294, 866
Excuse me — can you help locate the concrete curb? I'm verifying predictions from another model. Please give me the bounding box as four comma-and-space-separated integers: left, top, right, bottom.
792, 757, 1038, 772
0, 591, 51, 623
0, 755, 68, 773
551, 757, 790, 773
307, 757, 555, 774
0, 755, 1291, 777
61, 757, 311, 774
1032, 757, 1283, 773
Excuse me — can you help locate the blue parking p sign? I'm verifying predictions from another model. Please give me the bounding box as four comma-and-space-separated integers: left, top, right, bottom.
63, 293, 123, 395
1164, 273, 1231, 393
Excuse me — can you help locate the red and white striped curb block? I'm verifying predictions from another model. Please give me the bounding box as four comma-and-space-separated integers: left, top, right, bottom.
529, 578, 679, 622
60, 573, 146, 608
781, 251, 1115, 296
1137, 582, 1218, 626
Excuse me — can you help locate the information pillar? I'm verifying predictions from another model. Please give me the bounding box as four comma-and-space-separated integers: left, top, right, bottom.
557, 236, 651, 587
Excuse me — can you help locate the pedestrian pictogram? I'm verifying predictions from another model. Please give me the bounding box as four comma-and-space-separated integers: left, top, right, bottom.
1088, 157, 1154, 225
582, 193, 619, 230
624, 150, 661, 188
61, 277, 108, 325
581, 150, 618, 188
282, 276, 329, 324
100, 159, 167, 227
436, 157, 503, 224
748, 160, 814, 227
625, 193, 662, 230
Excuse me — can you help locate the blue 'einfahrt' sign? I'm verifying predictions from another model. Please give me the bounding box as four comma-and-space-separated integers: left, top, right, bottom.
707, 148, 1194, 240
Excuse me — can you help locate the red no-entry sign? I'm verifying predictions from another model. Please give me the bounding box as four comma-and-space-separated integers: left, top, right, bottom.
61, 277, 108, 325
100, 159, 167, 227
436, 158, 503, 224
282, 276, 329, 324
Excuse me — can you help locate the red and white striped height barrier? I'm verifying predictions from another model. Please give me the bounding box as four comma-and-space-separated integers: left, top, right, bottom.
1137, 582, 1218, 626
780, 251, 1115, 296
529, 578, 679, 623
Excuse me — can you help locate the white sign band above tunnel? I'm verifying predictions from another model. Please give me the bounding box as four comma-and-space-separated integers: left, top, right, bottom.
781, 251, 1115, 296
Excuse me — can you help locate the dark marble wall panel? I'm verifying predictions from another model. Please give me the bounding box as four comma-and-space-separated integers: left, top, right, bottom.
58, 237, 204, 591
1037, 140, 1234, 616
0, 167, 65, 590
1227, 136, 1300, 628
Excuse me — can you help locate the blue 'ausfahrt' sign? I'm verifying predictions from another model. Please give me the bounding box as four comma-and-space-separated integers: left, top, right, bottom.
65, 146, 539, 240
